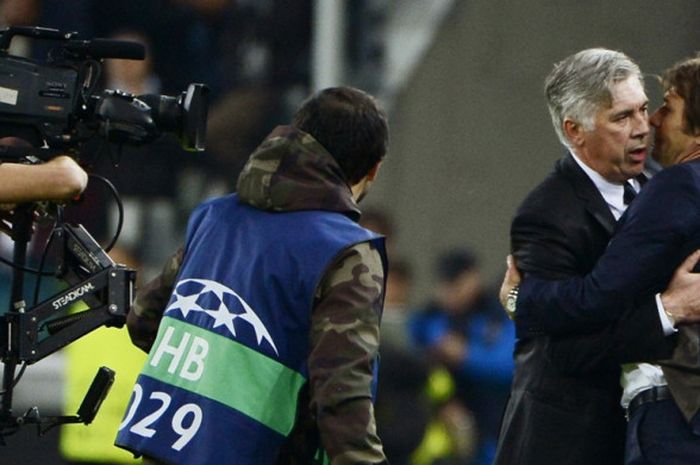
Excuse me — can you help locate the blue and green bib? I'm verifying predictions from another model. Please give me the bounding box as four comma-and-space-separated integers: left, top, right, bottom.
115, 194, 384, 465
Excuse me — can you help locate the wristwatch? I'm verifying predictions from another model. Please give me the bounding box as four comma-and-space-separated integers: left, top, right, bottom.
505, 285, 519, 320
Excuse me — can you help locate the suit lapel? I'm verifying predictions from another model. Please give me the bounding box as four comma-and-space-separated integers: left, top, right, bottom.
558, 153, 617, 236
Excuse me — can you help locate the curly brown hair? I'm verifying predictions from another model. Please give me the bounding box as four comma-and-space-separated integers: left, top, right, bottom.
661, 55, 700, 136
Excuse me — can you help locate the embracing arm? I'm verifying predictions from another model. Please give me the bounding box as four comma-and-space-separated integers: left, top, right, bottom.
545, 296, 677, 374
515, 166, 700, 335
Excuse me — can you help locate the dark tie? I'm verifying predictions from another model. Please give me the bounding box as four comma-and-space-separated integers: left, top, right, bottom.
623, 182, 637, 205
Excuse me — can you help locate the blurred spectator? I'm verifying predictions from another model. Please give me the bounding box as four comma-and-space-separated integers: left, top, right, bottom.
377, 255, 478, 465
360, 206, 399, 260
0, 0, 40, 27
0, 0, 41, 57
204, 84, 280, 189
375, 257, 430, 465
103, 30, 161, 95
410, 248, 515, 465
88, 0, 311, 101
85, 1, 312, 192
381, 257, 414, 351
359, 209, 432, 464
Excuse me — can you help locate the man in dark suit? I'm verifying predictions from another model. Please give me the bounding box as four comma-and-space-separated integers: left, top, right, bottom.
492, 48, 675, 465
501, 55, 700, 464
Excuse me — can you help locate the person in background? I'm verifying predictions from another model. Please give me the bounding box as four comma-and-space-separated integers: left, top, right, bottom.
374, 257, 432, 465
411, 248, 514, 465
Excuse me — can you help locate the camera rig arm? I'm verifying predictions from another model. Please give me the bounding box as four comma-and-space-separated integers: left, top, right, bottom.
0, 222, 135, 439
1, 223, 135, 364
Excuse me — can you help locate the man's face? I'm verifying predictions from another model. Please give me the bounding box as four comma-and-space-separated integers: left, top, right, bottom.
575, 76, 650, 183
439, 270, 481, 314
650, 91, 695, 167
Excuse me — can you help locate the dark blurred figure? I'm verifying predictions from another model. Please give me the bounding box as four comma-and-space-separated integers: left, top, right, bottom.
410, 248, 515, 465
360, 210, 431, 464
381, 257, 414, 351
87, 0, 311, 189
375, 257, 431, 465
360, 206, 399, 260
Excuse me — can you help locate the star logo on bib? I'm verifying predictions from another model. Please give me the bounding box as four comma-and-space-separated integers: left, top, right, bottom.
166, 278, 278, 355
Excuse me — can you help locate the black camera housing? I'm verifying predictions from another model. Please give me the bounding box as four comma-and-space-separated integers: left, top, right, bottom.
0, 26, 208, 154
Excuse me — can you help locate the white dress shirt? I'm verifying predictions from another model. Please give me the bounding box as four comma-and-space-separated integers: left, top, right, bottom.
570, 153, 675, 408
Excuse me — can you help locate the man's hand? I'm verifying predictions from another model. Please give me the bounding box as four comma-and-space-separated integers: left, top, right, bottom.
432, 331, 467, 367
499, 254, 522, 308
660, 249, 700, 325
0, 155, 88, 205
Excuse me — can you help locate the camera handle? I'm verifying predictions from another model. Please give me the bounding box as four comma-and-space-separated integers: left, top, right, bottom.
0, 26, 75, 52
0, 210, 135, 440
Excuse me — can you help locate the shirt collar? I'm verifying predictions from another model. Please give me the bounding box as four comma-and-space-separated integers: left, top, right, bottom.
570, 152, 639, 220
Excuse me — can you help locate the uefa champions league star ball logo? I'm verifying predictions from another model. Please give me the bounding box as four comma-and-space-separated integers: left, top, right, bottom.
166, 278, 278, 355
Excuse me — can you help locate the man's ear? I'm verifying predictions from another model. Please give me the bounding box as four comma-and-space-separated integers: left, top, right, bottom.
366, 161, 382, 182
563, 118, 585, 147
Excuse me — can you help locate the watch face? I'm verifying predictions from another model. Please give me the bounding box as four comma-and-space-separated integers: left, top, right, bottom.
506, 291, 517, 318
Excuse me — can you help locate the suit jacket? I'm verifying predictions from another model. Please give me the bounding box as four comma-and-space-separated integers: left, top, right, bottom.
493, 154, 670, 465
516, 157, 700, 424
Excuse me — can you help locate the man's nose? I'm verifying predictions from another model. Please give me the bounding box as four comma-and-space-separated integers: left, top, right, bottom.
632, 111, 650, 137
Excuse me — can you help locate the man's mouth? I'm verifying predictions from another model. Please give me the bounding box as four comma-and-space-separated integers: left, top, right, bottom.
628, 147, 647, 161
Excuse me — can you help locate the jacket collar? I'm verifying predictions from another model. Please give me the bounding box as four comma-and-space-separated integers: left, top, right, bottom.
557, 152, 617, 235
236, 126, 361, 221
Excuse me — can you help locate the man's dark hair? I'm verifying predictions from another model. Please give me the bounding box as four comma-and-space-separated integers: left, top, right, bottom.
292, 86, 388, 184
662, 55, 700, 136
435, 248, 478, 283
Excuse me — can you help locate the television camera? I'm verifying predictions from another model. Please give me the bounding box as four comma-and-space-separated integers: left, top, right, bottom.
0, 26, 209, 442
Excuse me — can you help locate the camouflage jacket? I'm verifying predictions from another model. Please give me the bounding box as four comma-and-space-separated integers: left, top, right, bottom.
127, 125, 388, 465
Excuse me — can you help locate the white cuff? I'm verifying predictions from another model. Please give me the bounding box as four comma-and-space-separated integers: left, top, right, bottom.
655, 293, 678, 335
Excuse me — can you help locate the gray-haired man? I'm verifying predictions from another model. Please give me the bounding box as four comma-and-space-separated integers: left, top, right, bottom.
493, 48, 675, 465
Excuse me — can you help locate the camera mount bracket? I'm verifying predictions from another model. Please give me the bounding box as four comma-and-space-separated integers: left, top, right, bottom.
0, 215, 135, 441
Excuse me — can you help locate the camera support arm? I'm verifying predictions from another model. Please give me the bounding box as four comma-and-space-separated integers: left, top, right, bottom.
4, 265, 133, 364
0, 219, 135, 438
0, 223, 135, 365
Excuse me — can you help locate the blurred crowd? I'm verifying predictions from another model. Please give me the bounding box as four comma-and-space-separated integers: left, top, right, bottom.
0, 2, 515, 465
1, 0, 314, 280
361, 209, 515, 465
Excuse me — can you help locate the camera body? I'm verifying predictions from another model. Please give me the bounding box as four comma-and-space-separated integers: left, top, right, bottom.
0, 27, 210, 437
0, 26, 208, 155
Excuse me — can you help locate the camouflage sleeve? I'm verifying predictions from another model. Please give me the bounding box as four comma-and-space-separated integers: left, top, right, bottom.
309, 241, 389, 465
126, 246, 184, 352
